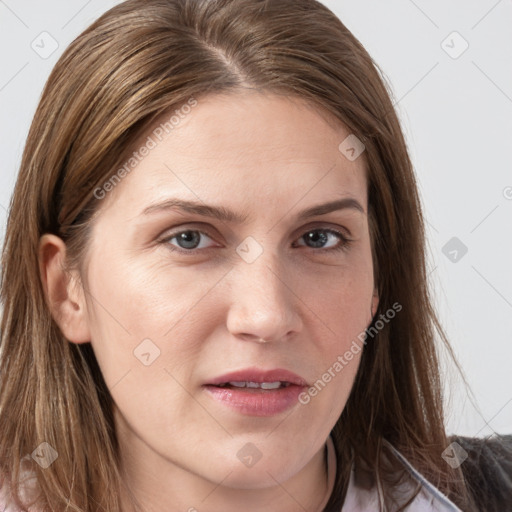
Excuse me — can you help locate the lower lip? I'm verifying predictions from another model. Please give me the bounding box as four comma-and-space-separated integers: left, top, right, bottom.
204, 384, 305, 417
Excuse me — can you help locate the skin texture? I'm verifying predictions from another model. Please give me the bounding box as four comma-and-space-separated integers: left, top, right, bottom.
39, 90, 379, 512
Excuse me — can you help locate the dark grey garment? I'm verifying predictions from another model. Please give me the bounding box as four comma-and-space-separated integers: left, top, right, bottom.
450, 434, 512, 512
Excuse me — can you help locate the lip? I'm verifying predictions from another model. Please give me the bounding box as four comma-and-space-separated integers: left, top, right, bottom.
203, 367, 308, 417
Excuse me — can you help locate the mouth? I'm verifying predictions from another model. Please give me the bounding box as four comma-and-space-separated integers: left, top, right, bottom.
203, 368, 308, 417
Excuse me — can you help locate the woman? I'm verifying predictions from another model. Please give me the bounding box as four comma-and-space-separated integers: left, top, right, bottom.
0, 0, 510, 511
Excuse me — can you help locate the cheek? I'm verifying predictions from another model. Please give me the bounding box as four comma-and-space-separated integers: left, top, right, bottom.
86, 248, 216, 341
305, 258, 374, 338
84, 247, 227, 402
296, 261, 373, 411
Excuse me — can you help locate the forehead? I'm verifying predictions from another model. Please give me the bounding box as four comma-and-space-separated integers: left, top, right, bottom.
96, 90, 368, 219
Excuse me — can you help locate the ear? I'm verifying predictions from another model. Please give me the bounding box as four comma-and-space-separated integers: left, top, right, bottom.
371, 287, 379, 318
38, 234, 91, 344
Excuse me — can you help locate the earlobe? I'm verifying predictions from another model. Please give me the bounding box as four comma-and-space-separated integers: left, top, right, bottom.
38, 234, 91, 344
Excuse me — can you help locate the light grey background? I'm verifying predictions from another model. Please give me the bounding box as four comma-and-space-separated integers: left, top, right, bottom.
1, 0, 511, 437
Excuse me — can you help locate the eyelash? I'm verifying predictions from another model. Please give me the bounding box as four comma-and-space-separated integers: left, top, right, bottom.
159, 226, 353, 255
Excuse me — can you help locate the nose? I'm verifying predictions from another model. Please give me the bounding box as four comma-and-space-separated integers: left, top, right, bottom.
225, 247, 303, 344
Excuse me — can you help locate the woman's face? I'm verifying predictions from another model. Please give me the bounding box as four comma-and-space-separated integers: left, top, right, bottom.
78, 91, 377, 494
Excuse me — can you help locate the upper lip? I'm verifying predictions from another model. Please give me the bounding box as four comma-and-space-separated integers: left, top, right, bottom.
206, 367, 308, 387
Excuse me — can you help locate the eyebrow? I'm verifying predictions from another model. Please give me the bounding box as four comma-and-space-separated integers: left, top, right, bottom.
141, 197, 365, 223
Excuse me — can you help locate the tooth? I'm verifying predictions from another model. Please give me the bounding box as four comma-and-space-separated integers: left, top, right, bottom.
229, 381, 247, 388
261, 382, 281, 390
226, 381, 283, 389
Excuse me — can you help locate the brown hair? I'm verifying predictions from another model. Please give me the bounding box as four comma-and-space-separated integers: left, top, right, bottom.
0, 0, 476, 510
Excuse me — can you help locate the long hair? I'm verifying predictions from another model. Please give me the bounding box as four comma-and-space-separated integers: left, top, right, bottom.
0, 0, 475, 510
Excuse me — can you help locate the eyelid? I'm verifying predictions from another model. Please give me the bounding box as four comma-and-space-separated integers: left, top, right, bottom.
158, 225, 220, 249
298, 221, 353, 239
159, 220, 353, 240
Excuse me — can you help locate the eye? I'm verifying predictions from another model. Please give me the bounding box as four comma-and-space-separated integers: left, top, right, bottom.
161, 229, 218, 252
294, 228, 352, 253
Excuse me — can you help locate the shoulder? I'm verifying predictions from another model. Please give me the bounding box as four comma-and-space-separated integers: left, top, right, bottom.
449, 433, 512, 512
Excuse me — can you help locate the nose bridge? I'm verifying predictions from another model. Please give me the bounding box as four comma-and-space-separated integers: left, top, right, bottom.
235, 240, 288, 310
226, 238, 301, 341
